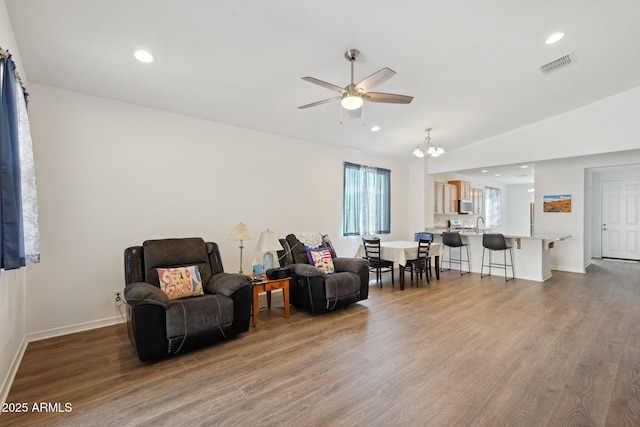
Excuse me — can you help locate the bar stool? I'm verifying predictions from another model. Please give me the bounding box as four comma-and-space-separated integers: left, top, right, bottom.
442, 231, 471, 275
481, 233, 515, 281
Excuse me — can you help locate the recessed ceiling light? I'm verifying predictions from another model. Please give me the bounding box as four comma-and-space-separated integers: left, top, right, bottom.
481, 169, 489, 173
495, 173, 501, 177
546, 32, 564, 44
370, 126, 381, 132
520, 165, 528, 169
134, 50, 154, 63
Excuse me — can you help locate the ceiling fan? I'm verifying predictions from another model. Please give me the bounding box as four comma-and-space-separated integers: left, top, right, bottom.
299, 49, 414, 114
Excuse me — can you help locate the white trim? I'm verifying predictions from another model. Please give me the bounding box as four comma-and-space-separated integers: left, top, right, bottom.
27, 316, 125, 343
0, 335, 28, 406
552, 265, 586, 274
1, 316, 125, 406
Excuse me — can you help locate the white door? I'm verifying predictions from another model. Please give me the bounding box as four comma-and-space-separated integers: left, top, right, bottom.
602, 179, 640, 260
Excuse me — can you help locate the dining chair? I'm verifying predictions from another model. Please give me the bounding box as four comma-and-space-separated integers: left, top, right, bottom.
442, 231, 471, 275
362, 238, 394, 288
413, 232, 433, 279
481, 233, 515, 281
414, 232, 433, 242
404, 238, 432, 286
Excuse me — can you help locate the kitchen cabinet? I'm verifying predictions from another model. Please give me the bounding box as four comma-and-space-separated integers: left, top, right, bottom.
445, 184, 457, 213
448, 180, 471, 200
471, 188, 484, 215
434, 182, 458, 214
434, 182, 444, 214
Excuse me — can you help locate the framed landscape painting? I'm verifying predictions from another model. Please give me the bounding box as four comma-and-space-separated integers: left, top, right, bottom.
543, 194, 571, 212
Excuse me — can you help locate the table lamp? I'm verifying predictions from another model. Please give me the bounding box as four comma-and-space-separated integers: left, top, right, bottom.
255, 229, 283, 270
228, 223, 253, 274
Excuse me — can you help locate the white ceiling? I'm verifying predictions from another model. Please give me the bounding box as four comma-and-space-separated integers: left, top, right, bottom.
6, 1, 640, 163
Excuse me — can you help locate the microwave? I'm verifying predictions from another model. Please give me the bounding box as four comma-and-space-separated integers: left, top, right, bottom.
458, 199, 473, 214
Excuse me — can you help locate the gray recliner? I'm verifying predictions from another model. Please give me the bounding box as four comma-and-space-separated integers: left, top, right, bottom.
124, 237, 252, 361
277, 234, 369, 314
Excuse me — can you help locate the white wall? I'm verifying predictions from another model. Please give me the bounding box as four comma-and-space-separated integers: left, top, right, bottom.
535, 150, 640, 272
426, 86, 640, 175
25, 83, 411, 337
408, 158, 425, 233
0, 0, 29, 405
506, 184, 533, 236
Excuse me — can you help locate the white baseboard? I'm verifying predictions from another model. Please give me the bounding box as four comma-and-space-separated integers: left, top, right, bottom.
1, 335, 28, 407
27, 316, 125, 343
551, 265, 586, 274
1, 316, 126, 406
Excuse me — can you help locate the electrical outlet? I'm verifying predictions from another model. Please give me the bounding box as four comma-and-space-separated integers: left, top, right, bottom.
113, 290, 123, 305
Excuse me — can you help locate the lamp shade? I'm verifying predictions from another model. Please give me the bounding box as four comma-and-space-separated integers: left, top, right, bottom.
229, 223, 252, 241
255, 230, 283, 252
255, 230, 283, 271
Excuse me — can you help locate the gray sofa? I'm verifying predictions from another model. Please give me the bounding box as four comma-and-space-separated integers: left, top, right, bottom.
124, 237, 251, 361
277, 234, 369, 314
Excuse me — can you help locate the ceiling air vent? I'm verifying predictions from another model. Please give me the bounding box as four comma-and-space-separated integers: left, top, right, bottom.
539, 53, 574, 75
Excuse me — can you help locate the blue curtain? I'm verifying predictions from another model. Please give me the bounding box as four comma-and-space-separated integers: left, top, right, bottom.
343, 162, 391, 236
0, 52, 40, 269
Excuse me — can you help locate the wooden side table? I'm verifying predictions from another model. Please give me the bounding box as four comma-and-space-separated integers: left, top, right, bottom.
249, 275, 290, 327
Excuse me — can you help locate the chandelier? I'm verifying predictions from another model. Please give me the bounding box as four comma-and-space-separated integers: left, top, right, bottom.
412, 128, 445, 158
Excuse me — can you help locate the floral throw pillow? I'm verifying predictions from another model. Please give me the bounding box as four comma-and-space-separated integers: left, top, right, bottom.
157, 265, 204, 300
306, 247, 335, 274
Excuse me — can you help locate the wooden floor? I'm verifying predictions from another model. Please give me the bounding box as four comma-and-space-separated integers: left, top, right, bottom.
4, 259, 640, 426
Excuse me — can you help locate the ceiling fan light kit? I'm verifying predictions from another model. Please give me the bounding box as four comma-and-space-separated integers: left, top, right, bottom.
341, 93, 363, 110
300, 48, 434, 157
299, 48, 413, 113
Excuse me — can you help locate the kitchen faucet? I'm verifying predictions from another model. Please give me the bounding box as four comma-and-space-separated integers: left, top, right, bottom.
476, 216, 485, 233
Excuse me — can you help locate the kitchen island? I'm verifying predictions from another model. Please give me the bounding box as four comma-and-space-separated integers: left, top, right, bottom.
426, 230, 571, 282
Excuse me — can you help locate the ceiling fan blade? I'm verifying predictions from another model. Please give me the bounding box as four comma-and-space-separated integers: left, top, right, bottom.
363, 92, 414, 104
301, 77, 346, 94
354, 67, 395, 93
298, 97, 341, 109
347, 108, 362, 120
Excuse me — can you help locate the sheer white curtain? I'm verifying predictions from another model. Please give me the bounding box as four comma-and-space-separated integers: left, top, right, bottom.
485, 187, 501, 229
17, 78, 40, 265
343, 162, 391, 236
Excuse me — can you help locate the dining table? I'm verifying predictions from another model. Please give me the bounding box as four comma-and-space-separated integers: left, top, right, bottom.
355, 240, 444, 290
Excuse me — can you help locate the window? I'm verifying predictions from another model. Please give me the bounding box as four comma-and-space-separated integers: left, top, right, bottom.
343, 162, 390, 236
484, 187, 501, 229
